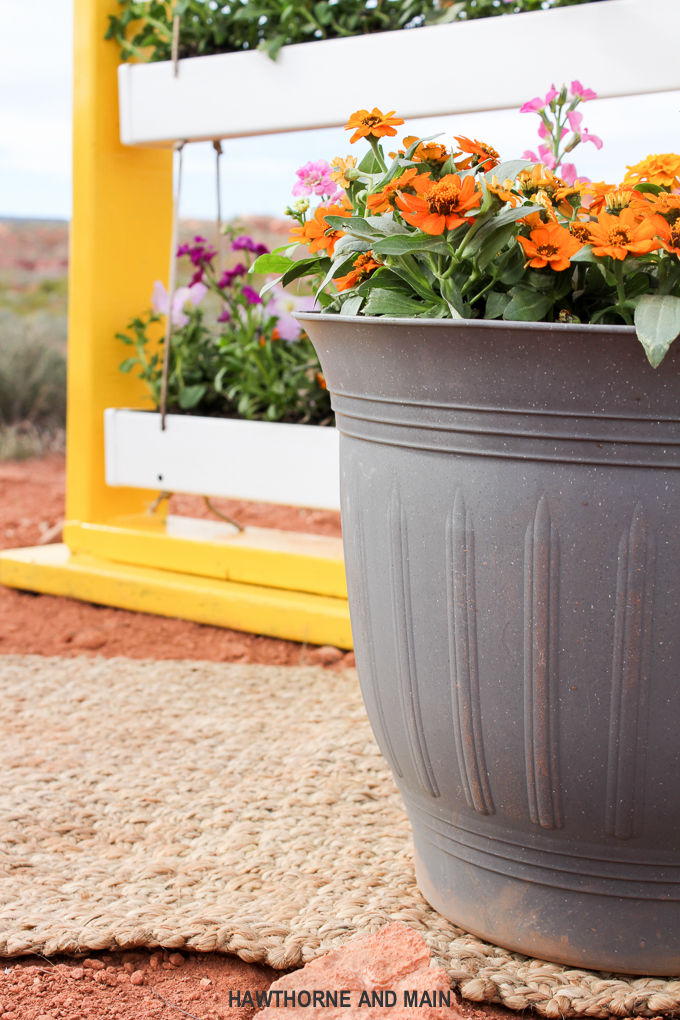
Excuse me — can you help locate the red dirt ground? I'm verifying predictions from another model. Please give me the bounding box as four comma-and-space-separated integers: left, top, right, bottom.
0, 948, 527, 1020
0, 455, 350, 667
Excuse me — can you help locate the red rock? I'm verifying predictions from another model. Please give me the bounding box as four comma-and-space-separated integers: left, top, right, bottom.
343, 652, 356, 668
256, 923, 461, 1020
312, 645, 344, 666
72, 629, 107, 650
70, 968, 84, 980
130, 971, 145, 986
169, 953, 185, 967
199, 976, 212, 986
83, 959, 104, 971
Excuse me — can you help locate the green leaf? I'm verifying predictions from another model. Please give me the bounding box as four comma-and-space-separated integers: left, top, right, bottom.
340, 295, 364, 317
632, 183, 663, 196
634, 294, 680, 368
178, 383, 207, 409
363, 289, 434, 317
570, 246, 600, 264
503, 287, 553, 322
317, 253, 357, 295
280, 256, 329, 288
474, 223, 516, 271
484, 291, 511, 320
119, 357, 138, 373
331, 236, 371, 257
358, 150, 383, 175
251, 253, 294, 274
440, 277, 464, 318
499, 243, 526, 285
325, 215, 379, 240
485, 160, 532, 184
371, 234, 452, 257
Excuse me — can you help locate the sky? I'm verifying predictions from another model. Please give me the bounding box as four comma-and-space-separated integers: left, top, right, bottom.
2, 0, 679, 223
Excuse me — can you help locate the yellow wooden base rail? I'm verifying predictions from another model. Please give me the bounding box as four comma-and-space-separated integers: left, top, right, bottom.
0, 544, 352, 649
64, 516, 348, 599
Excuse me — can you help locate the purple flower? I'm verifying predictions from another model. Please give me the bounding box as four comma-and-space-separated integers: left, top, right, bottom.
190, 268, 205, 286
570, 80, 597, 102
242, 285, 262, 306
177, 235, 217, 267
292, 160, 334, 197
218, 263, 247, 288
217, 307, 231, 323
151, 280, 207, 327
232, 235, 269, 255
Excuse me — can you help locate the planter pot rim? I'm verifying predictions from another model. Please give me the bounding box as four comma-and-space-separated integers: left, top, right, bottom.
294, 312, 636, 336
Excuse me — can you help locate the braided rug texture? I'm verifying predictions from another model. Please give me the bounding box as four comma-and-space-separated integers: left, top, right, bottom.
0, 655, 677, 1018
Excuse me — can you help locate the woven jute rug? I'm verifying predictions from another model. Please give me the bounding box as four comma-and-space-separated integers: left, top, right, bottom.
0, 655, 677, 1018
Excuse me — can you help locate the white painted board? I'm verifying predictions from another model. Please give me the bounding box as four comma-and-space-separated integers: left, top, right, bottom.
118, 0, 678, 147
104, 409, 341, 510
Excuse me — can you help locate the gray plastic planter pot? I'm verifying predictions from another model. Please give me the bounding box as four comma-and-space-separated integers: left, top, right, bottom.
297, 312, 680, 975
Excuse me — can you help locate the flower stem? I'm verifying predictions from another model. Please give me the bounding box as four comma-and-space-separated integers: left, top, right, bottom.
368, 137, 387, 174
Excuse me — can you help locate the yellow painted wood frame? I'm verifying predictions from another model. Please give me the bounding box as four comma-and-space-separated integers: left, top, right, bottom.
0, 0, 351, 649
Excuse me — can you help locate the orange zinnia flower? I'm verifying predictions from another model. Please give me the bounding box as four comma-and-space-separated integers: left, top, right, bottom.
581, 181, 620, 215
586, 208, 661, 260
289, 204, 348, 256
651, 214, 680, 258
396, 173, 481, 235
345, 108, 404, 145
488, 175, 519, 206
335, 252, 381, 292
517, 222, 583, 272
623, 153, 680, 189
330, 155, 357, 189
454, 136, 500, 171
630, 189, 680, 223
569, 221, 592, 243
366, 168, 419, 214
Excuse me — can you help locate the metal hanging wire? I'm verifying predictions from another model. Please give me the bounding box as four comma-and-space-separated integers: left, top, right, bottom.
213, 140, 225, 272
172, 11, 181, 77
159, 139, 185, 430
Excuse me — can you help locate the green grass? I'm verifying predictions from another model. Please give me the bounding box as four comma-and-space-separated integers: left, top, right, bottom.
0, 309, 67, 460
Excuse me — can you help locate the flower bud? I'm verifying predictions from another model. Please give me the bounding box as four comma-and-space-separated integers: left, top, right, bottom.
294, 198, 310, 213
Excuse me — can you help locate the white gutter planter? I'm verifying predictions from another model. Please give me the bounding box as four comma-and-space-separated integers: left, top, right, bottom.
118, 0, 679, 148
104, 410, 341, 510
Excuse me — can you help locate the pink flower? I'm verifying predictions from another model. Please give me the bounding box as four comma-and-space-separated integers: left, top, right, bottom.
538, 145, 557, 170
570, 80, 597, 102
520, 86, 558, 114
567, 111, 583, 133
217, 307, 231, 323
292, 160, 334, 197
151, 280, 207, 327
522, 149, 539, 161
520, 97, 546, 114
582, 128, 603, 150
267, 284, 315, 341
560, 163, 579, 186
319, 190, 346, 208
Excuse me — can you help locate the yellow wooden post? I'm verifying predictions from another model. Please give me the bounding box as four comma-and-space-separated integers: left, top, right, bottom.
67, 0, 173, 524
